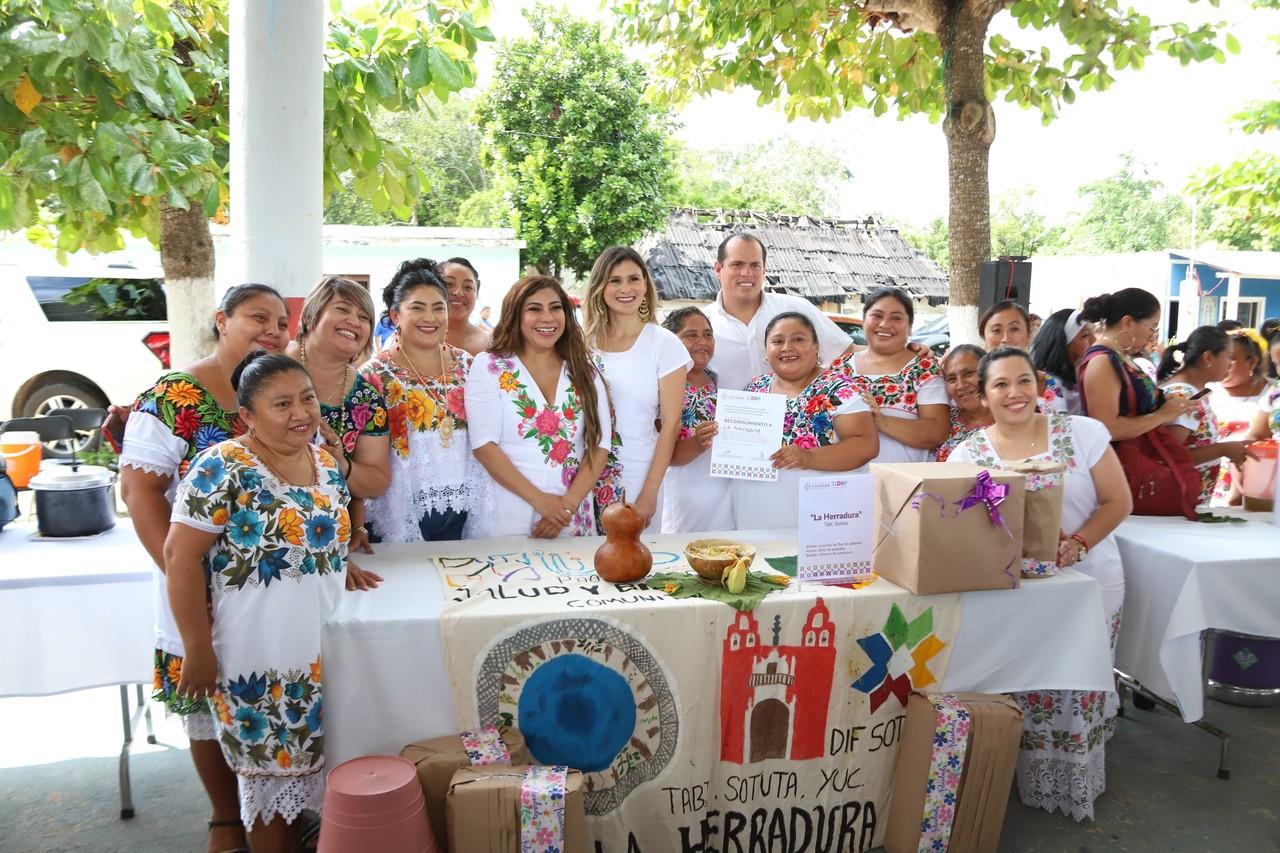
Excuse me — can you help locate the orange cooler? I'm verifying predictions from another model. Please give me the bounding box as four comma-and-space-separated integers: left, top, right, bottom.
0, 431, 41, 488
1241, 440, 1277, 511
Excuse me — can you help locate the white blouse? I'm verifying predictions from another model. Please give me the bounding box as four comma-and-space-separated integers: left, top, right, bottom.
464, 352, 612, 539
595, 324, 692, 529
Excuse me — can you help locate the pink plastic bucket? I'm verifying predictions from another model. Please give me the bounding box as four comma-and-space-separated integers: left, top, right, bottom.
318, 756, 435, 853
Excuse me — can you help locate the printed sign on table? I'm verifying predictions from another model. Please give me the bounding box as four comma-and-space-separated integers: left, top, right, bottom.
798, 474, 874, 584
709, 388, 786, 482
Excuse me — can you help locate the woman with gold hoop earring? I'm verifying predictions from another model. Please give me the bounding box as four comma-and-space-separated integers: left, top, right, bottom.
287, 277, 390, 587
582, 246, 691, 532
1078, 288, 1194, 439
359, 259, 479, 541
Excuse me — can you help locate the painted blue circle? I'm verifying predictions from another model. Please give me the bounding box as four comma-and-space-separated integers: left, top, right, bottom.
517, 653, 636, 773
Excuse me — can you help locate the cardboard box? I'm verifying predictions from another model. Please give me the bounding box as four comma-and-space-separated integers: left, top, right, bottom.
1003, 459, 1065, 574
401, 727, 530, 850
872, 462, 1025, 594
885, 692, 1023, 853
446, 766, 586, 853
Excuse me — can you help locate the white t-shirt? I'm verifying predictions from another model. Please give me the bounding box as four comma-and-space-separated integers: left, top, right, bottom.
595, 324, 692, 527
707, 291, 853, 393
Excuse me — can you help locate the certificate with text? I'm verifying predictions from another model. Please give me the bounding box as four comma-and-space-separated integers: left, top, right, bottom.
709, 388, 786, 482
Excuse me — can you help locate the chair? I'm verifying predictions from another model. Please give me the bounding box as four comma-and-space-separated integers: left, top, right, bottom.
1, 415, 75, 442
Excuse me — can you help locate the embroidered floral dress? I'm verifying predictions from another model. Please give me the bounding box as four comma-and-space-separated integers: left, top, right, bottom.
931, 407, 992, 462
1041, 373, 1081, 416
831, 351, 950, 463
119, 371, 244, 739
359, 347, 482, 541
1160, 379, 1220, 505
952, 414, 1123, 822
731, 369, 869, 530
1206, 378, 1277, 504
1260, 385, 1280, 437
464, 352, 612, 539
662, 372, 734, 533
171, 440, 349, 827
320, 372, 388, 458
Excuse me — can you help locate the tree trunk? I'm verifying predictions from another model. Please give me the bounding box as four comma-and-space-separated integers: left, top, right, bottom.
940, 2, 997, 347
159, 201, 216, 367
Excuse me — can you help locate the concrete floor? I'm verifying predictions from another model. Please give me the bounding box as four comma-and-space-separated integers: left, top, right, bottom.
0, 687, 1276, 852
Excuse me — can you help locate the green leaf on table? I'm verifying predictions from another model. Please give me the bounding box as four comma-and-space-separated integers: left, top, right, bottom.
645, 570, 789, 612
1195, 512, 1247, 524
764, 555, 797, 577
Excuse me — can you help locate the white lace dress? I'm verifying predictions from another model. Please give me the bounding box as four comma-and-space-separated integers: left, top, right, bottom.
359, 347, 484, 541
951, 414, 1123, 821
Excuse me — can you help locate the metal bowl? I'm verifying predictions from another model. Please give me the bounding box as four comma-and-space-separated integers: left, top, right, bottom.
684, 539, 756, 583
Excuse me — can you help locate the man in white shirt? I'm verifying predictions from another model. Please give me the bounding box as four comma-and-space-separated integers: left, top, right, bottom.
707, 233, 858, 391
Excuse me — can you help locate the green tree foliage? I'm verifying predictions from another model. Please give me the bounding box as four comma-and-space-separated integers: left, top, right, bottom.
612, 0, 1236, 325
1188, 2, 1280, 249
990, 189, 1063, 257
0, 0, 491, 255
898, 216, 950, 269
669, 139, 851, 216
324, 95, 496, 226
478, 5, 675, 276
1066, 153, 1189, 252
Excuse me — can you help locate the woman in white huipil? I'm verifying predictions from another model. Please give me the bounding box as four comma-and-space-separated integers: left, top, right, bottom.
582, 246, 691, 531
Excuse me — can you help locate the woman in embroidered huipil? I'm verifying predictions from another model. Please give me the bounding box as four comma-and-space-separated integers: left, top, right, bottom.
830, 286, 949, 463
1031, 308, 1095, 416
661, 306, 734, 533
951, 348, 1132, 822
119, 283, 288, 853
288, 277, 390, 581
360, 259, 479, 542
1156, 326, 1253, 505
732, 313, 878, 530
932, 344, 991, 462
464, 275, 612, 539
165, 353, 348, 850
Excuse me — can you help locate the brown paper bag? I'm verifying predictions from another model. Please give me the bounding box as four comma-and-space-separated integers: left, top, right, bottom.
872, 462, 1025, 594
1004, 459, 1066, 570
885, 692, 1023, 853
446, 766, 586, 853
401, 727, 530, 850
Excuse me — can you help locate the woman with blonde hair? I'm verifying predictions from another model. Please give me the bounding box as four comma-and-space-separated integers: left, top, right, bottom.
465, 275, 612, 538
287, 277, 390, 564
582, 246, 690, 530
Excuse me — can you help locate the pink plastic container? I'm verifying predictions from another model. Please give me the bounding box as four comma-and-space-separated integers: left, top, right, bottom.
318, 756, 436, 853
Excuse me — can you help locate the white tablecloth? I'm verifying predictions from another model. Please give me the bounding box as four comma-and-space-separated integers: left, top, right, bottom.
324, 530, 1115, 769
1113, 511, 1280, 722
0, 520, 154, 696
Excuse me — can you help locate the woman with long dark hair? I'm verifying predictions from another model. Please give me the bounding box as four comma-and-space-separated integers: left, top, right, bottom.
464, 276, 611, 538
1031, 307, 1095, 415
1156, 326, 1254, 505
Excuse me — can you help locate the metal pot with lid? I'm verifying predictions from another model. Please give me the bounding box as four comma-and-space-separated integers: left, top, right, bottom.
29, 464, 117, 538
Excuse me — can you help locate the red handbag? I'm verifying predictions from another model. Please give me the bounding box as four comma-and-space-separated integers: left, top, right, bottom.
1080, 350, 1201, 520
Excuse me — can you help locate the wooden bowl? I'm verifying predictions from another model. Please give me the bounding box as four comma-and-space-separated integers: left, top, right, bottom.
684, 539, 756, 584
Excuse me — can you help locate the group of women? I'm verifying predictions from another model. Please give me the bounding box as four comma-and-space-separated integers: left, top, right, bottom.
115, 240, 1280, 849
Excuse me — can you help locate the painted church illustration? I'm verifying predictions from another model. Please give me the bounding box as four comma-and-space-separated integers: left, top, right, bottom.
720, 599, 837, 764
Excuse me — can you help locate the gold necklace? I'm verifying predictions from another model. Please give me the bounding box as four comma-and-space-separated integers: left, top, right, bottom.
396, 336, 455, 448
299, 341, 352, 408
247, 436, 317, 486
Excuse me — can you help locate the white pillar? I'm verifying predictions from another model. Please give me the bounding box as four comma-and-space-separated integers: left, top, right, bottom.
229, 0, 324, 324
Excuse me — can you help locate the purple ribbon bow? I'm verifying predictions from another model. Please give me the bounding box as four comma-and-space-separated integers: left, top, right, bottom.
955, 470, 1009, 528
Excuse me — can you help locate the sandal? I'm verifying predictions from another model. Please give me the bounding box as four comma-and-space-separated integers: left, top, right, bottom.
208, 818, 250, 853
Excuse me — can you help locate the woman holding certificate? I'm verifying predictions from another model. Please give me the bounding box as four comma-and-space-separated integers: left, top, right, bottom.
830, 287, 950, 462
732, 313, 878, 529
582, 247, 691, 531
950, 347, 1131, 822
464, 275, 612, 539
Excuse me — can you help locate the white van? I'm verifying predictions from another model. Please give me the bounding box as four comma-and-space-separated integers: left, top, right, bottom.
0, 262, 171, 423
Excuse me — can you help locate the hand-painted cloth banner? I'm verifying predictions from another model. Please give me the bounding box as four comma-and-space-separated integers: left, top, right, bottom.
438, 534, 962, 852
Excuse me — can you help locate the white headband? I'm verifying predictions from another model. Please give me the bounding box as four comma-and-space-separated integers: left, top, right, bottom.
1064, 309, 1086, 343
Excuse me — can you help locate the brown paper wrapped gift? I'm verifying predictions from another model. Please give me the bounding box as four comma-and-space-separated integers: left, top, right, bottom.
1004, 459, 1066, 576
872, 462, 1025, 594
446, 766, 587, 853
401, 727, 530, 849
885, 692, 1023, 853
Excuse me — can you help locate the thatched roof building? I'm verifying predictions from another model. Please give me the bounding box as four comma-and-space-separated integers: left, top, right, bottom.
636, 209, 949, 307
